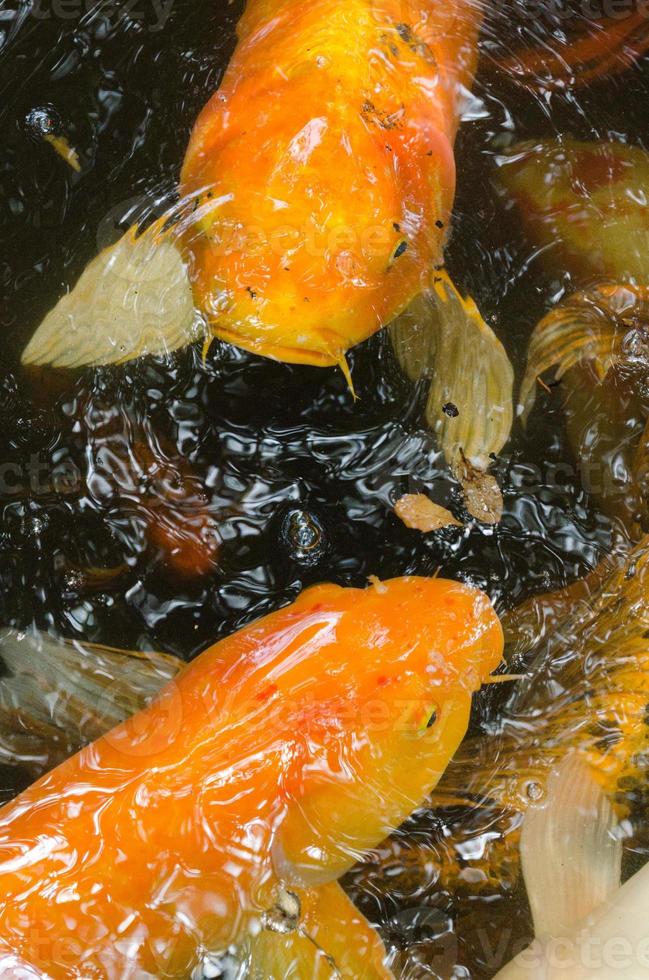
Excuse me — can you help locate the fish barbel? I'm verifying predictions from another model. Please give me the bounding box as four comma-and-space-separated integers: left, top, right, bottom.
0, 575, 502, 978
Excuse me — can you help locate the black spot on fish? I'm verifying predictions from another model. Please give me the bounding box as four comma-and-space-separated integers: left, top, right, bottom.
443, 402, 459, 418
393, 222, 401, 232
435, 219, 444, 229
362, 99, 404, 130
395, 22, 413, 42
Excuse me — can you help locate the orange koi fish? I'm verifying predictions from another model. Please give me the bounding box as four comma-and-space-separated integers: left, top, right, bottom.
20, 0, 517, 479
0, 575, 502, 979
22, 2, 647, 374
21, 0, 483, 375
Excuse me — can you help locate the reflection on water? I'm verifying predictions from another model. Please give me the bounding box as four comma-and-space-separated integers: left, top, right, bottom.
1, 0, 648, 975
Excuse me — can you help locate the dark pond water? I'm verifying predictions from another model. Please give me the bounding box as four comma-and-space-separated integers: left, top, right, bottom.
1, 0, 648, 975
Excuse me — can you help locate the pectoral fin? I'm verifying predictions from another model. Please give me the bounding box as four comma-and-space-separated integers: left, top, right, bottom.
0, 628, 180, 775
520, 281, 649, 539
389, 272, 513, 521
520, 753, 622, 939
518, 283, 649, 423
22, 222, 203, 369
493, 755, 623, 979
390, 273, 513, 471
249, 882, 394, 979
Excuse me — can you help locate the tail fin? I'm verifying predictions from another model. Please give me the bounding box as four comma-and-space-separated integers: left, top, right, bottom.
0, 628, 180, 775
495, 10, 649, 89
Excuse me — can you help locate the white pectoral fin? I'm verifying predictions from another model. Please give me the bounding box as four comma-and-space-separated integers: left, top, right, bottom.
521, 753, 622, 938
496, 843, 649, 980
494, 754, 625, 979
389, 272, 513, 521
248, 882, 394, 979
22, 224, 204, 369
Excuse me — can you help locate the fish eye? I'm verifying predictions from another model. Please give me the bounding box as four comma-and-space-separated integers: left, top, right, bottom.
389, 238, 408, 265
426, 707, 437, 729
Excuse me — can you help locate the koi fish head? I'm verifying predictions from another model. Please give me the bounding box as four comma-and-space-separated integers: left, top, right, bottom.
205, 575, 502, 886
179, 4, 457, 368
498, 138, 649, 283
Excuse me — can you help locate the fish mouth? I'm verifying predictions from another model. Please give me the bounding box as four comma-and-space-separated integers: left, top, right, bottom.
208, 280, 425, 371
209, 323, 342, 368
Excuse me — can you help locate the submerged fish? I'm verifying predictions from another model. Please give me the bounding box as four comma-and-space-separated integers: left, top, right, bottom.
0, 575, 502, 978
500, 138, 649, 539
434, 526, 649, 831
495, 11, 649, 92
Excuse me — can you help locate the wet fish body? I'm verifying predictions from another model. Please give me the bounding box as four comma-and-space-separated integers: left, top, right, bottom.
0, 576, 502, 978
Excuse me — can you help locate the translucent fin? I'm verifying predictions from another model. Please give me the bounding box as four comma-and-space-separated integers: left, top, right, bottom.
249, 882, 394, 979
21, 222, 203, 369
500, 557, 618, 659
520, 281, 649, 537
520, 754, 622, 939
390, 272, 514, 471
519, 282, 649, 423
495, 763, 649, 979
0, 628, 180, 775
496, 10, 649, 89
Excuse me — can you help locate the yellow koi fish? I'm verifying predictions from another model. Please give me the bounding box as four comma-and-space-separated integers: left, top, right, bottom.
500, 138, 649, 539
